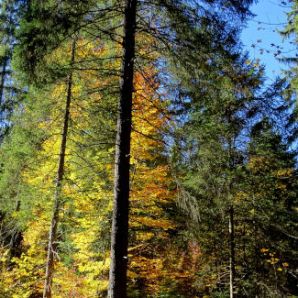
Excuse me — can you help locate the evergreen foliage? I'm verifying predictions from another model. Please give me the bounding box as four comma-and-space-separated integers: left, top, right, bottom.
0, 0, 296, 297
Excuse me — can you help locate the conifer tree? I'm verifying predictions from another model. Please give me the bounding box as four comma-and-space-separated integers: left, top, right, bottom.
43, 38, 76, 298
9, 1, 255, 297
173, 55, 262, 296
0, 0, 24, 139
171, 54, 298, 296
244, 119, 298, 296
108, 1, 136, 296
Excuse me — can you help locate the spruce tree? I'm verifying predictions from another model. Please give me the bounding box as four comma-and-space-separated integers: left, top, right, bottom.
0, 0, 24, 139
244, 120, 298, 296
11, 1, 255, 297
43, 38, 76, 298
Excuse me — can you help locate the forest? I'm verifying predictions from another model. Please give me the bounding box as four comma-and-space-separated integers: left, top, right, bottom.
0, 0, 297, 297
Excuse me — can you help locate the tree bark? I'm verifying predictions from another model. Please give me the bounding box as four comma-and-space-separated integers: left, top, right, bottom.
9, 200, 23, 261
43, 39, 76, 298
229, 205, 235, 298
108, 1, 137, 297
0, 56, 8, 108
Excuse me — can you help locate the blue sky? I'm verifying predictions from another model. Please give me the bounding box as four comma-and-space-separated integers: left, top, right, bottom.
241, 0, 296, 81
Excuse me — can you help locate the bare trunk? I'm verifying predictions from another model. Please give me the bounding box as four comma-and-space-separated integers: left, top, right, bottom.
43, 39, 76, 298
0, 56, 7, 107
229, 205, 235, 298
108, 1, 137, 297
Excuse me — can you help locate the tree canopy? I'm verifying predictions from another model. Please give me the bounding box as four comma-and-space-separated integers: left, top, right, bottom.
0, 0, 297, 297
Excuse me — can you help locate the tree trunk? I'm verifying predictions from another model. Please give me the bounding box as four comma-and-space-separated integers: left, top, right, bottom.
9, 200, 23, 261
0, 55, 8, 139
229, 205, 235, 298
108, 1, 137, 297
43, 39, 76, 298
0, 56, 7, 108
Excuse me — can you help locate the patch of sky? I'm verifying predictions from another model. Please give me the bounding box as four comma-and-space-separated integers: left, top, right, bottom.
241, 0, 296, 81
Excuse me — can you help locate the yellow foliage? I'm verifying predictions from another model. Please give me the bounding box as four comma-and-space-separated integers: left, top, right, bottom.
260, 248, 269, 253
0, 39, 194, 297
274, 168, 294, 178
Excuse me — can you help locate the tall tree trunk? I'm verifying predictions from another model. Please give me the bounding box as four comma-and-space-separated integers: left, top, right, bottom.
0, 56, 8, 108
229, 205, 235, 298
43, 39, 76, 298
108, 0, 137, 297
